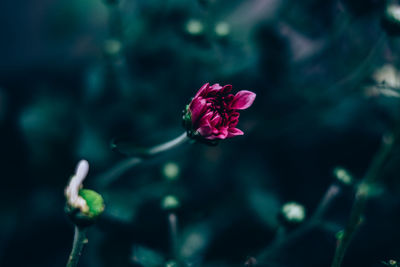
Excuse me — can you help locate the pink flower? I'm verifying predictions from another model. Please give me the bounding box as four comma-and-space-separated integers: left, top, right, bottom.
183, 83, 256, 142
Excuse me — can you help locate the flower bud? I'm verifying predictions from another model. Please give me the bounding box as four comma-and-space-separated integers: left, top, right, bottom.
165, 260, 178, 267
382, 4, 400, 36
382, 260, 398, 266
215, 22, 230, 38
65, 160, 105, 227
103, 39, 122, 57
280, 202, 306, 224
185, 19, 204, 36
161, 195, 180, 211
183, 83, 256, 144
333, 167, 353, 185
162, 162, 180, 181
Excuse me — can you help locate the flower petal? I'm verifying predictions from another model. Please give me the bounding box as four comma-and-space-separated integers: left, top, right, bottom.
206, 83, 223, 95
220, 84, 232, 94
230, 90, 256, 110
189, 97, 207, 126
195, 83, 209, 98
227, 127, 244, 138
198, 125, 213, 137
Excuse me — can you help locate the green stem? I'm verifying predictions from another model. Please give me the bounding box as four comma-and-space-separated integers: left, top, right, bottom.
331, 132, 398, 267
168, 212, 179, 259
66, 226, 88, 267
97, 132, 189, 188
257, 183, 341, 263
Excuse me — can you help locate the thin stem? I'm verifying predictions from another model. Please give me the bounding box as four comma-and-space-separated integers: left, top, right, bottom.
96, 132, 189, 188
168, 212, 179, 259
257, 183, 341, 263
147, 132, 189, 156
331, 132, 398, 267
66, 226, 88, 267
313, 184, 341, 220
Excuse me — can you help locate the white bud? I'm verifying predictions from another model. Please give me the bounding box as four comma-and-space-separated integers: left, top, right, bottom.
281, 202, 306, 223
65, 160, 90, 213
162, 162, 180, 180
186, 19, 204, 35
215, 22, 230, 37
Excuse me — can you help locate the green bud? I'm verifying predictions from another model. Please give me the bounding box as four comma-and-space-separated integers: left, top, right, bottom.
165, 260, 178, 267
280, 202, 306, 224
162, 162, 180, 181
66, 189, 105, 227
185, 19, 204, 36
215, 22, 230, 38
333, 167, 353, 185
103, 39, 122, 57
161, 195, 180, 211
336, 230, 344, 240
382, 4, 400, 36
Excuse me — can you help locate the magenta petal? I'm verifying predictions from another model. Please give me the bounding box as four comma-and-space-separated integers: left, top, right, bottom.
198, 125, 213, 136
230, 90, 256, 110
210, 114, 222, 126
220, 84, 232, 94
189, 97, 207, 126
195, 83, 209, 98
206, 83, 223, 95
227, 127, 244, 138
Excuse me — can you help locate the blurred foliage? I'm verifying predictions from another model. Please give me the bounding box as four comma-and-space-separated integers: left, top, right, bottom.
1, 0, 400, 266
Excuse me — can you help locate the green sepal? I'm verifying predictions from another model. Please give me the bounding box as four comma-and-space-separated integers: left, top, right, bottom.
65, 189, 105, 227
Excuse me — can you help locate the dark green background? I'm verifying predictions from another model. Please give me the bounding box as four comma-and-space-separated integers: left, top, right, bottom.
1, 0, 400, 266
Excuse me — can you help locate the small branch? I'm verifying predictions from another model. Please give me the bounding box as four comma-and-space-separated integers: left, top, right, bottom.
331, 132, 398, 267
168, 212, 179, 259
257, 183, 341, 263
147, 132, 189, 156
96, 132, 189, 188
66, 226, 88, 267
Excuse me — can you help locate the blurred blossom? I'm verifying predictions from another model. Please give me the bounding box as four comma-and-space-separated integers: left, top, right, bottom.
162, 162, 180, 181
281, 202, 306, 223
333, 167, 353, 185
365, 64, 400, 98
215, 22, 230, 37
185, 19, 204, 36
165, 260, 178, 267
103, 39, 122, 57
161, 195, 180, 210
179, 225, 211, 263
373, 64, 400, 88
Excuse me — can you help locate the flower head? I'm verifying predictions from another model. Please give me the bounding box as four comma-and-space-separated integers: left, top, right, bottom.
183, 83, 256, 143
65, 160, 105, 226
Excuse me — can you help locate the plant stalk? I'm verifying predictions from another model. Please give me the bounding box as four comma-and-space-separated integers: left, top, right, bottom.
66, 226, 88, 267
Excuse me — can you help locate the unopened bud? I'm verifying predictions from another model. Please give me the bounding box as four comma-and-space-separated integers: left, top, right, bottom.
65, 160, 105, 227
280, 202, 306, 224
161, 195, 180, 211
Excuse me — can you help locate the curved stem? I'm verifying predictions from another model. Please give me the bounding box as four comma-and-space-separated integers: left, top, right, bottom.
96, 132, 189, 188
66, 226, 87, 267
168, 212, 179, 259
147, 132, 189, 156
257, 183, 341, 263
331, 132, 399, 267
